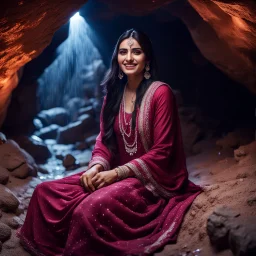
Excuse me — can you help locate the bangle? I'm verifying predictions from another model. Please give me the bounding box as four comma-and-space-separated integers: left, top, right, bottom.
114, 168, 120, 181
115, 166, 130, 181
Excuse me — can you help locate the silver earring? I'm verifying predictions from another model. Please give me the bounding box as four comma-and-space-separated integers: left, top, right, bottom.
118, 69, 124, 80
144, 63, 151, 80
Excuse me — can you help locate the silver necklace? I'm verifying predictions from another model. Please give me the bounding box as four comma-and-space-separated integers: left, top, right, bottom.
119, 85, 138, 155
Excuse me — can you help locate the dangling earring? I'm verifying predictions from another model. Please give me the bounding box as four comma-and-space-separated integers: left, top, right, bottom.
144, 63, 151, 80
118, 69, 124, 80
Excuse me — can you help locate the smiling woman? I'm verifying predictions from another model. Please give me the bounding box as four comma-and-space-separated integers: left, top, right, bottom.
16, 29, 202, 256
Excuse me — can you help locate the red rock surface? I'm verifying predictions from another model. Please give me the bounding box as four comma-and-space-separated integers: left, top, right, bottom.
0, 0, 87, 127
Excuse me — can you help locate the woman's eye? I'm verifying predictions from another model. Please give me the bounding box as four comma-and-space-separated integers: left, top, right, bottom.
133, 50, 142, 55
119, 50, 127, 55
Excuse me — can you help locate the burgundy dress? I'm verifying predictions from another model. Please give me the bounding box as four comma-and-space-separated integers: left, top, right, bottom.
16, 81, 201, 256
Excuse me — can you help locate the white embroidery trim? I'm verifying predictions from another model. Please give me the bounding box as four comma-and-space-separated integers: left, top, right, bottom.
88, 156, 110, 171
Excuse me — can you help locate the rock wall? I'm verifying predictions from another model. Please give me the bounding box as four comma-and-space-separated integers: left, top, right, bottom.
0, 0, 87, 127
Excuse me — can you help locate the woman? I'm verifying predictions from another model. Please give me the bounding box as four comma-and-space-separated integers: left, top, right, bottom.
17, 29, 201, 256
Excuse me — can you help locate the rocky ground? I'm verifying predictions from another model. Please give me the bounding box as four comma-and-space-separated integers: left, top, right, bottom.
0, 137, 255, 256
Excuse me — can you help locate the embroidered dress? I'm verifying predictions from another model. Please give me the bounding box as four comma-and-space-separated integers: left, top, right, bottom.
16, 81, 201, 256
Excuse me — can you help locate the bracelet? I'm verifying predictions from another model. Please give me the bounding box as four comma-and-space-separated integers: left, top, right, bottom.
115, 166, 130, 181
114, 168, 120, 181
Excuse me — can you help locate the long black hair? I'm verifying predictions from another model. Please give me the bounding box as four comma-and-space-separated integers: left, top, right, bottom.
101, 29, 158, 154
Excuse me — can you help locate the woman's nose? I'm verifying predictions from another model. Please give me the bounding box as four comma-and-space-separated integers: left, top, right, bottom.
126, 51, 133, 61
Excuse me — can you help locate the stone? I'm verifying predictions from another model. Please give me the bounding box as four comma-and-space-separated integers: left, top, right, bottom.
207, 206, 240, 250
2, 235, 20, 249
0, 167, 9, 185
57, 114, 96, 144
37, 107, 70, 126
78, 106, 95, 117
247, 196, 256, 206
0, 223, 11, 242
34, 124, 60, 140
190, 210, 196, 217
0, 140, 37, 176
63, 154, 76, 168
65, 97, 88, 121
0, 185, 20, 212
194, 201, 203, 209
11, 164, 30, 179
3, 216, 22, 229
207, 213, 230, 250
229, 217, 256, 256
21, 135, 51, 162
33, 118, 43, 130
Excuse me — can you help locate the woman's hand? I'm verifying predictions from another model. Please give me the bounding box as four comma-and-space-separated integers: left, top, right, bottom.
91, 169, 118, 190
80, 164, 103, 192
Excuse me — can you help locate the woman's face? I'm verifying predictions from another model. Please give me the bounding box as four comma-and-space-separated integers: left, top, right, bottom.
117, 38, 147, 78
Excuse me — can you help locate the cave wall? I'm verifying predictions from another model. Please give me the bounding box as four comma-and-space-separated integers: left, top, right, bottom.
0, 0, 255, 128
0, 0, 87, 127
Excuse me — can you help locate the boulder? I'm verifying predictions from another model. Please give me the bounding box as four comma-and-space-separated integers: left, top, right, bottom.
11, 163, 31, 179
57, 114, 96, 144
0, 140, 37, 176
65, 97, 88, 121
207, 206, 256, 255
34, 124, 60, 140
207, 206, 240, 250
0, 167, 9, 185
0, 185, 20, 212
13, 135, 51, 163
4, 216, 23, 229
0, 223, 11, 242
229, 217, 256, 256
37, 107, 70, 126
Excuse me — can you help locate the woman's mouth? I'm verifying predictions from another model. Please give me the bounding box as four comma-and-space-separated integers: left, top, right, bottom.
124, 64, 137, 70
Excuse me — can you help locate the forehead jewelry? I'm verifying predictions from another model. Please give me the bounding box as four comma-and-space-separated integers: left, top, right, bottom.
127, 31, 135, 48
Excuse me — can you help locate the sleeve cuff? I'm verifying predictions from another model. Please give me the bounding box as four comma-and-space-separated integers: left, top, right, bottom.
88, 156, 110, 171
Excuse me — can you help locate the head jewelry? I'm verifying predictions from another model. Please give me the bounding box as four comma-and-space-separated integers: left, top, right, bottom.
127, 31, 135, 48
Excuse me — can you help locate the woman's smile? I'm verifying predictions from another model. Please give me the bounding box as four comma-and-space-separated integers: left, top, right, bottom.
123, 63, 137, 69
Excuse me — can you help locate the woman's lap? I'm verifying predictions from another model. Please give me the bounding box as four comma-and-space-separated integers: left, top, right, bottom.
17, 171, 167, 255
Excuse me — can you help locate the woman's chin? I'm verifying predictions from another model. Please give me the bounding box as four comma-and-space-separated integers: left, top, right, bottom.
123, 71, 142, 77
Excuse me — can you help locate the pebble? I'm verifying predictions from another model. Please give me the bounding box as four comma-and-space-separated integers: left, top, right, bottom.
194, 201, 203, 209
247, 196, 256, 206
190, 210, 196, 217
